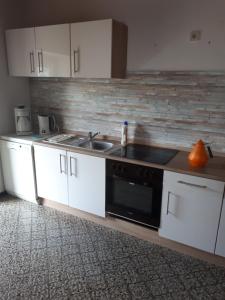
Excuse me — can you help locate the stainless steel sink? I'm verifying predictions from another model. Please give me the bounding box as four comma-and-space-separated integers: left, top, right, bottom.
78, 140, 114, 152
58, 136, 86, 147
46, 133, 114, 152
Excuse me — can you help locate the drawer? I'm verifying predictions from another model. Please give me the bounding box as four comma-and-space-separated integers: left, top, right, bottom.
164, 171, 225, 195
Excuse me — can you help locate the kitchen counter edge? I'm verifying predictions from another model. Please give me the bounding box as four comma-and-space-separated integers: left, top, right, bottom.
33, 140, 225, 183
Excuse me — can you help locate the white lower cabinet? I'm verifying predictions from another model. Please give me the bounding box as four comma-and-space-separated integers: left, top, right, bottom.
34, 146, 105, 217
159, 171, 224, 253
68, 152, 105, 217
0, 140, 37, 202
215, 199, 225, 257
34, 145, 68, 205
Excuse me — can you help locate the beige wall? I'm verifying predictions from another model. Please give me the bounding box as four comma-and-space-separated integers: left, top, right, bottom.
0, 0, 30, 191
23, 0, 225, 71
0, 0, 30, 134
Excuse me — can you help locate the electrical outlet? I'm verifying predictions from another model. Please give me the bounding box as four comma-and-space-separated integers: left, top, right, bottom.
190, 30, 202, 42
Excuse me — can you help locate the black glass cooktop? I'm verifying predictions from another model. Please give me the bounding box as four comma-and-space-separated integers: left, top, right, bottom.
109, 144, 178, 165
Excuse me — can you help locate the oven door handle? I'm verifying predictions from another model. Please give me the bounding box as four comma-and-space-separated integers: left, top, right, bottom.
111, 175, 153, 187
128, 182, 136, 186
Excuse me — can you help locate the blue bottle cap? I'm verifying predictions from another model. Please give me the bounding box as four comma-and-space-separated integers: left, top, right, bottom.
124, 121, 128, 125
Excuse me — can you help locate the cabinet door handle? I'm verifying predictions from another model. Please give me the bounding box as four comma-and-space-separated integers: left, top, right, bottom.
59, 154, 63, 173
70, 156, 77, 177
166, 191, 171, 215
30, 52, 35, 73
177, 180, 207, 189
31, 51, 35, 73
60, 154, 67, 174
38, 51, 43, 73
73, 49, 80, 73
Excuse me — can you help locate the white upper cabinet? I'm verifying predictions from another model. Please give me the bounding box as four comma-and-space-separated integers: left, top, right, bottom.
6, 24, 70, 77
35, 24, 70, 77
6, 28, 37, 77
159, 171, 224, 253
6, 19, 127, 78
71, 19, 127, 78
215, 198, 225, 257
71, 20, 112, 78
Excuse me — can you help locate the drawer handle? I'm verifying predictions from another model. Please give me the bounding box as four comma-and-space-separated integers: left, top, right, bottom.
177, 180, 207, 189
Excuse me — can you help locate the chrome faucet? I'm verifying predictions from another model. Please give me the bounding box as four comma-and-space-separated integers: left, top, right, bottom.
88, 131, 100, 142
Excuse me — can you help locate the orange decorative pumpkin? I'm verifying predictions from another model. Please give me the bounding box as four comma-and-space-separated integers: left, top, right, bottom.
188, 140, 209, 168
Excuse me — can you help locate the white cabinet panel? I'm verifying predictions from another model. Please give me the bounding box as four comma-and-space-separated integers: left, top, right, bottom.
0, 158, 4, 193
35, 24, 70, 77
215, 199, 225, 257
6, 19, 127, 78
34, 145, 68, 205
71, 20, 112, 78
159, 171, 224, 253
0, 141, 37, 202
6, 28, 37, 76
68, 152, 105, 217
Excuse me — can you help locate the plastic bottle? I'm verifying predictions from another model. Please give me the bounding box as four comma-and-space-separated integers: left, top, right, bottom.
121, 121, 128, 146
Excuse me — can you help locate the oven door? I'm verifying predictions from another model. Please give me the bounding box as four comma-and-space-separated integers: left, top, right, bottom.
106, 175, 161, 228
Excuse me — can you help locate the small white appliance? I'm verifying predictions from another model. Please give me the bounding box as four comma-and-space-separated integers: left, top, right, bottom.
38, 114, 56, 135
15, 106, 32, 135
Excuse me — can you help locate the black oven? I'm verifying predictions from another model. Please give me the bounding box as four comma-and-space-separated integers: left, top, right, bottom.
106, 160, 163, 229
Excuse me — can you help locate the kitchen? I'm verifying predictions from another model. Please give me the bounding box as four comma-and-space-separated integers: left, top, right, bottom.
1, 0, 225, 299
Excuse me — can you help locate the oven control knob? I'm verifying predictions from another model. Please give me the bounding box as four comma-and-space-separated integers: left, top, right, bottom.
137, 168, 144, 177
137, 168, 141, 177
119, 164, 125, 174
142, 169, 152, 178
146, 170, 154, 178
112, 163, 124, 175
145, 169, 149, 177
111, 163, 117, 171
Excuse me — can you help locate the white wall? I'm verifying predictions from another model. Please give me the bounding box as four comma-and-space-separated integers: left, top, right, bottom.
0, 0, 30, 192
0, 0, 30, 135
23, 0, 225, 71
0, 28, 30, 134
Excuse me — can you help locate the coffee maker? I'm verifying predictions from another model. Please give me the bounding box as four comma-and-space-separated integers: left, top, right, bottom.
15, 106, 32, 135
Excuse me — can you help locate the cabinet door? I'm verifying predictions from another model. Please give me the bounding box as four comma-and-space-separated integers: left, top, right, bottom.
0, 141, 36, 201
71, 20, 112, 78
35, 24, 70, 77
215, 199, 225, 257
5, 28, 37, 76
0, 159, 4, 193
159, 171, 224, 253
34, 145, 68, 205
68, 152, 105, 217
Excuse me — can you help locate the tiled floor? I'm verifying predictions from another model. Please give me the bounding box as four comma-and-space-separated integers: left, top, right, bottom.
0, 195, 225, 299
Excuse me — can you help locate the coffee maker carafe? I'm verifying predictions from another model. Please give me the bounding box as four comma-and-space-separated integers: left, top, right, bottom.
15, 106, 32, 135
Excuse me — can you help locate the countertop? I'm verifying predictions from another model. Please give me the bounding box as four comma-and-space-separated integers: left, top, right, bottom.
1, 133, 225, 182
33, 139, 225, 183
0, 133, 48, 145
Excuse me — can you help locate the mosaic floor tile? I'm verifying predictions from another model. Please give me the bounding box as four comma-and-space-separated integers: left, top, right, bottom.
0, 194, 225, 300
